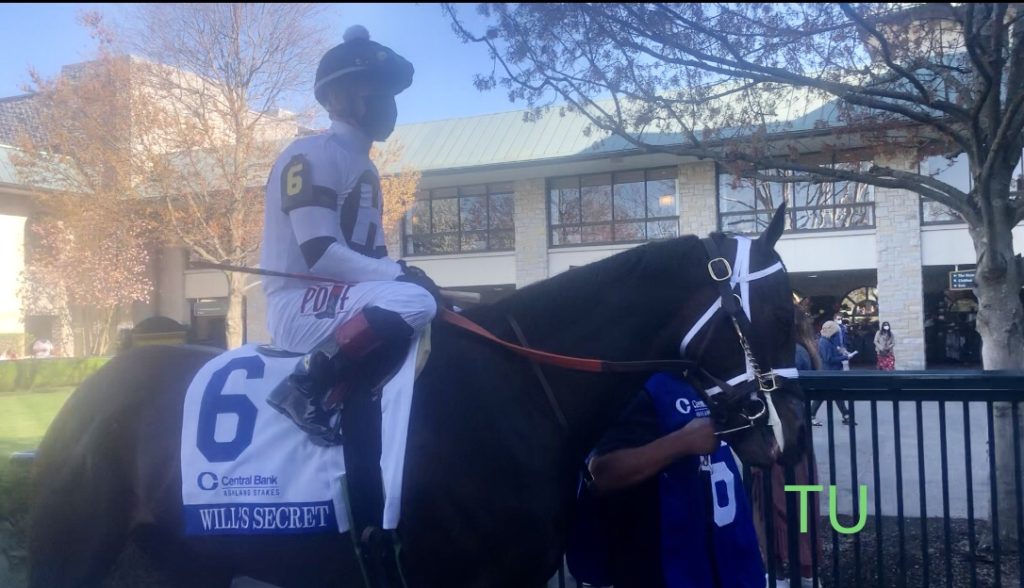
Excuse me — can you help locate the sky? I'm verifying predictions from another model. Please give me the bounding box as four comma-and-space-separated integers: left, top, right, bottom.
0, 3, 527, 126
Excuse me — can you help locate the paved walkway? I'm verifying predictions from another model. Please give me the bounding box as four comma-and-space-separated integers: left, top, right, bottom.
811, 399, 994, 519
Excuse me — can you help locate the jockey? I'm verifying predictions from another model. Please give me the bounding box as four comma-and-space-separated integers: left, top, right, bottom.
260, 25, 438, 443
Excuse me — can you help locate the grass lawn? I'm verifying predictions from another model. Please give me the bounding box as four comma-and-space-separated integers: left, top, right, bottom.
0, 387, 73, 587
0, 387, 73, 477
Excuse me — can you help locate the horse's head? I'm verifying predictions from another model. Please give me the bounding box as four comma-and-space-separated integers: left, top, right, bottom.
670, 205, 806, 468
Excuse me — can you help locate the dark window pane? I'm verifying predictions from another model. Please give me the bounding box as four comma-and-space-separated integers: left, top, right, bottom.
721, 213, 757, 234
550, 176, 578, 190
489, 230, 515, 250
550, 187, 581, 225
407, 201, 430, 235
793, 181, 827, 208
431, 233, 459, 254
582, 184, 613, 223
405, 236, 427, 256
614, 221, 645, 242
552, 226, 581, 245
460, 195, 487, 231
614, 181, 646, 220
844, 204, 875, 227
922, 199, 963, 223
793, 208, 824, 230
461, 232, 487, 252
581, 173, 612, 188
432, 198, 458, 232
647, 219, 678, 240
582, 224, 613, 243
646, 178, 677, 217
431, 187, 458, 199
718, 174, 756, 213
755, 171, 787, 210
490, 193, 514, 230
614, 170, 645, 184
922, 154, 971, 193
646, 167, 677, 182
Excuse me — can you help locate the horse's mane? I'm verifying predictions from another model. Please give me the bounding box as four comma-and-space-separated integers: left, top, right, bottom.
466, 234, 706, 324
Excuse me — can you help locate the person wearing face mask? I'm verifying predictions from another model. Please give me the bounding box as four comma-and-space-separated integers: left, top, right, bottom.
874, 321, 896, 371
259, 25, 439, 443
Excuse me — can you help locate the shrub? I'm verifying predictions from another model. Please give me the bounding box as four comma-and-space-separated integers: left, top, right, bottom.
0, 357, 110, 392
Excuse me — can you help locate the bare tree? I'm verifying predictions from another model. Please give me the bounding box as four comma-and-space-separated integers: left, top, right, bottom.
12, 29, 158, 356
446, 3, 1024, 540
125, 3, 329, 348
374, 141, 424, 242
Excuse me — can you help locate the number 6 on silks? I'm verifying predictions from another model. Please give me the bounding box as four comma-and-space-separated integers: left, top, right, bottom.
196, 356, 264, 462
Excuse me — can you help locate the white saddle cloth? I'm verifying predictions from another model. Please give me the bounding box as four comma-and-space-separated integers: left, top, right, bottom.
180, 340, 420, 536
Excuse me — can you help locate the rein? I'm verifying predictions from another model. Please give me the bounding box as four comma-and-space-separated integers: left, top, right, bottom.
439, 309, 697, 375
438, 235, 796, 438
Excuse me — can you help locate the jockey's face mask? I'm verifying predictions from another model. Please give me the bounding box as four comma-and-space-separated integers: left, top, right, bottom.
356, 92, 398, 141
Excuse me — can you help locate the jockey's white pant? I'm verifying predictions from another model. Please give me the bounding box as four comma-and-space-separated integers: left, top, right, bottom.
266, 281, 437, 353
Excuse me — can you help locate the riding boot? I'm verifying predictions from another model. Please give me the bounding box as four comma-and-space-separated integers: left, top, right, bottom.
267, 307, 414, 445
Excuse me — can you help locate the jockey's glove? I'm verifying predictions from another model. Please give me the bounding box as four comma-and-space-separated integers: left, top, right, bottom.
396, 260, 450, 310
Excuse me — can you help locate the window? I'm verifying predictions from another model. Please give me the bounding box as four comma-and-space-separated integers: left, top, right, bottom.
403, 182, 515, 256
919, 153, 970, 225
548, 168, 679, 246
920, 149, 1024, 225
718, 162, 875, 234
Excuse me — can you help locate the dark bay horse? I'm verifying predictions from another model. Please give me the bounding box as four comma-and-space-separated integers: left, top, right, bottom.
29, 214, 805, 587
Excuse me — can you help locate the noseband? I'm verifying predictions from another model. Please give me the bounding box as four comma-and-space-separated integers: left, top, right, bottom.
680, 235, 797, 436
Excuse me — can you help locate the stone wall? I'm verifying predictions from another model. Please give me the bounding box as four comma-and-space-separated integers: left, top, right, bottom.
678, 161, 718, 238
513, 178, 549, 287
873, 153, 926, 369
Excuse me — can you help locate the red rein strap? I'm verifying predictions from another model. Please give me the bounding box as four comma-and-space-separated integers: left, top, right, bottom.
439, 309, 696, 375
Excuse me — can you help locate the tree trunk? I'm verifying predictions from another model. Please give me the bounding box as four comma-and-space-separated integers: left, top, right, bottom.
225, 271, 247, 349
971, 222, 1024, 548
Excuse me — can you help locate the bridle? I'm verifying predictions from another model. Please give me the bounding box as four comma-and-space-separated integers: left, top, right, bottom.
679, 235, 797, 437
440, 234, 796, 439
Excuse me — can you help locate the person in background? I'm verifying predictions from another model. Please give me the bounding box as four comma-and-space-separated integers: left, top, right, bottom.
810, 321, 855, 425
751, 305, 822, 588
833, 312, 852, 370
874, 321, 896, 371
31, 338, 53, 359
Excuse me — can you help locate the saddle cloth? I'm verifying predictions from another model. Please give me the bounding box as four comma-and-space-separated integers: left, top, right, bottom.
180, 339, 421, 536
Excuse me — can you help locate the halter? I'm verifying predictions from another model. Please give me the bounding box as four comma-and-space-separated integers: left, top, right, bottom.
680, 235, 797, 435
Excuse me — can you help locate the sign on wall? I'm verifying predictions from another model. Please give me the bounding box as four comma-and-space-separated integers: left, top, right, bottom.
949, 269, 976, 290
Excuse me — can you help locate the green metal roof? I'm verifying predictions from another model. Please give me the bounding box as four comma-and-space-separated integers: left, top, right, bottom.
382, 92, 841, 175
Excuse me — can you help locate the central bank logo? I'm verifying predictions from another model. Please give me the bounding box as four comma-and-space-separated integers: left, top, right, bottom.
676, 398, 692, 414
198, 471, 219, 491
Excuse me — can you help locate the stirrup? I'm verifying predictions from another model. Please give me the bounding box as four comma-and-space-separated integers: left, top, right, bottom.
266, 369, 345, 446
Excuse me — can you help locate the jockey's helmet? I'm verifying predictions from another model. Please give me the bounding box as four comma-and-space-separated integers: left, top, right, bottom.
314, 25, 414, 107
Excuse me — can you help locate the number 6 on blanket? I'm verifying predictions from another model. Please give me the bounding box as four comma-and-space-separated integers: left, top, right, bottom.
196, 356, 263, 463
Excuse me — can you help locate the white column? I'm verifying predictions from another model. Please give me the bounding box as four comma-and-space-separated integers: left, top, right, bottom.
873, 152, 926, 369
678, 161, 718, 238
514, 177, 549, 287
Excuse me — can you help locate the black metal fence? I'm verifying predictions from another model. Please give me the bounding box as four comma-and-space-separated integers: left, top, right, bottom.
763, 371, 1024, 588
550, 371, 1024, 588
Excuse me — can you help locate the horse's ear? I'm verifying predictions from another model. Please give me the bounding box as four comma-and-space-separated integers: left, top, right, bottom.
759, 203, 787, 249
